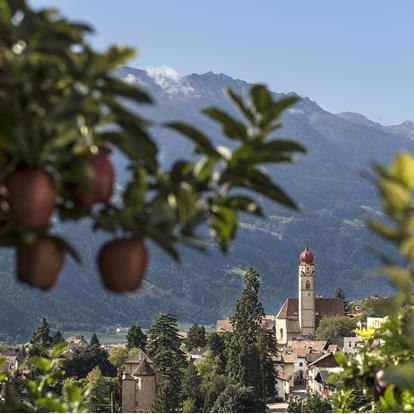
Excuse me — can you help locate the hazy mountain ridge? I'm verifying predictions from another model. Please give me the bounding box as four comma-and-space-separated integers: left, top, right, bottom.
0, 66, 412, 340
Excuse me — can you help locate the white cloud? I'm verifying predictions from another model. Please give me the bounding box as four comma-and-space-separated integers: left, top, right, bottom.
146, 64, 195, 96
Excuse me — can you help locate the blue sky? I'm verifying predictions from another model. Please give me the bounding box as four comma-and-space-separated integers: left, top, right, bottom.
31, 0, 414, 125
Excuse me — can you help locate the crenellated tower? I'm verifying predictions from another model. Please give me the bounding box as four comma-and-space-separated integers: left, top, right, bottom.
298, 243, 316, 335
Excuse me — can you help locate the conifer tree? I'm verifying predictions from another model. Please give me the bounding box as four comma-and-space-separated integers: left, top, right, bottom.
90, 333, 100, 347
207, 333, 226, 372
181, 364, 202, 410
187, 324, 207, 350
126, 324, 147, 350
31, 318, 53, 348
83, 367, 110, 412
51, 331, 65, 346
225, 268, 266, 399
147, 313, 186, 412
257, 327, 277, 401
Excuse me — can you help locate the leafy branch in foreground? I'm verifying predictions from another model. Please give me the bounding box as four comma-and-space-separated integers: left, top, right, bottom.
330, 152, 414, 413
0, 342, 87, 412
0, 0, 305, 292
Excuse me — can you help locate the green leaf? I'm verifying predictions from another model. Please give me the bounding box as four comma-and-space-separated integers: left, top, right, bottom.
385, 362, 414, 392
50, 342, 68, 358
209, 205, 238, 251
388, 152, 414, 189
376, 266, 413, 290
366, 219, 402, 243
379, 179, 410, 212
176, 182, 198, 224
202, 108, 248, 141
165, 122, 220, 157
100, 77, 152, 103
34, 397, 67, 413
28, 357, 52, 373
225, 88, 255, 124
222, 195, 263, 217
250, 84, 272, 113
229, 168, 298, 210
400, 236, 414, 262
54, 236, 82, 264
193, 157, 218, 183
64, 384, 83, 403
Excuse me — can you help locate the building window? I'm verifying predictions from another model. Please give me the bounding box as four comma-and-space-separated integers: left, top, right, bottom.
349, 341, 352, 347
305, 280, 311, 289
299, 362, 303, 367
280, 328, 284, 338
275, 380, 278, 384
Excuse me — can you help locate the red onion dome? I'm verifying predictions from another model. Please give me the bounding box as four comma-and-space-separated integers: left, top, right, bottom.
300, 244, 314, 264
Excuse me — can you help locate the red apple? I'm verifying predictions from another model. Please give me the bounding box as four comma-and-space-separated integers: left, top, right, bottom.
97, 238, 148, 292
5, 168, 56, 228
68, 151, 115, 207
17, 236, 65, 290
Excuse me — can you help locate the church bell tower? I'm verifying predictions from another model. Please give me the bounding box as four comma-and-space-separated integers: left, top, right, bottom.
298, 243, 316, 335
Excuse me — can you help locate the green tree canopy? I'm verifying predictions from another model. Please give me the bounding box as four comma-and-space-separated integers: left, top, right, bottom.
126, 324, 147, 350
64, 344, 116, 379
187, 324, 207, 350
213, 384, 265, 413
315, 315, 357, 341
334, 288, 346, 300
51, 331, 64, 346
180, 364, 203, 411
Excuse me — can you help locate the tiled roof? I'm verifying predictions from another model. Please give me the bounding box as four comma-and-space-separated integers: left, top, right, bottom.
216, 314, 275, 333
276, 298, 344, 320
306, 352, 324, 363
276, 370, 291, 381
308, 353, 338, 368
281, 353, 297, 364
125, 348, 153, 365
292, 347, 310, 358
216, 319, 233, 333
287, 340, 328, 352
132, 358, 155, 376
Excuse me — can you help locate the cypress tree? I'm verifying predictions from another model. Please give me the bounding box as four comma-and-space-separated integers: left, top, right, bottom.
147, 313, 185, 412
126, 324, 147, 350
90, 333, 100, 347
225, 268, 268, 400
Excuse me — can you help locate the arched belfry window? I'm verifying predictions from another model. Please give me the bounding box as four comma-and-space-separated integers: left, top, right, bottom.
305, 280, 311, 290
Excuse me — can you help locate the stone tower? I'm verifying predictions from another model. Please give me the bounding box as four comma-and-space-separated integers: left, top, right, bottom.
298, 243, 316, 335
122, 357, 157, 412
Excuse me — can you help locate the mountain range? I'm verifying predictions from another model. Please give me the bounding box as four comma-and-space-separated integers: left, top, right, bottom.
1, 66, 413, 340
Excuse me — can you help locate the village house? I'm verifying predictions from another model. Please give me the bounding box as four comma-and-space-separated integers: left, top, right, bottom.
66, 335, 89, 352
0, 350, 18, 372
307, 353, 340, 396
275, 368, 291, 401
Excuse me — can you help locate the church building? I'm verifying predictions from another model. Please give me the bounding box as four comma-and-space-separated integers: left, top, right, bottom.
275, 244, 344, 344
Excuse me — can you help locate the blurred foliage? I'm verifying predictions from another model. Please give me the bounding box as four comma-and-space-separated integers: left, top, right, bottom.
0, 342, 87, 412
331, 152, 414, 412
0, 0, 304, 281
